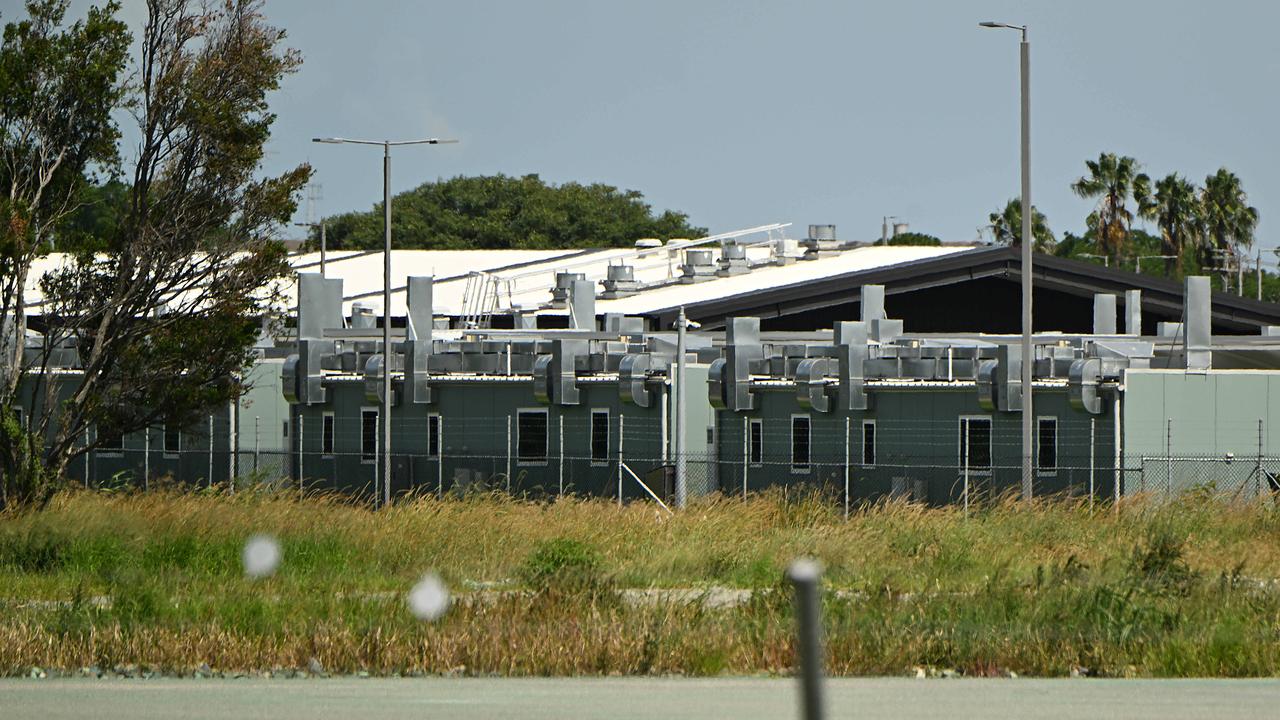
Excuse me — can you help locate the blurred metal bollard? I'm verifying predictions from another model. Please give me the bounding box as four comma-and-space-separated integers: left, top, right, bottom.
788, 558, 826, 720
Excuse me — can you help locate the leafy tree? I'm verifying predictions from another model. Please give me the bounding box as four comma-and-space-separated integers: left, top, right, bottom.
1199, 167, 1258, 270
0, 0, 309, 507
1071, 153, 1141, 265
318, 174, 707, 251
1135, 172, 1203, 276
0, 0, 129, 506
881, 231, 941, 247
988, 198, 1054, 251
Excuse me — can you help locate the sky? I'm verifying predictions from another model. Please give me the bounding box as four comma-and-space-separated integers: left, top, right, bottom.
38, 0, 1280, 258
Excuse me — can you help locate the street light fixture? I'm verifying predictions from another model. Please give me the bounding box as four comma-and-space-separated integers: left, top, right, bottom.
311, 135, 458, 508
979, 19, 1034, 501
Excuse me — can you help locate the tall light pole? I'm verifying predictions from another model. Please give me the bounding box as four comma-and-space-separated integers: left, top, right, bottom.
979, 21, 1034, 500
312, 136, 457, 507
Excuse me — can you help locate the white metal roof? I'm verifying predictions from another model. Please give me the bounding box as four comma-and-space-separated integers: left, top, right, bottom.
21, 234, 976, 320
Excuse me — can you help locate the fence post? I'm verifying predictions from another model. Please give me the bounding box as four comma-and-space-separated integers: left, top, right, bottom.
558, 414, 565, 497
144, 424, 150, 491
208, 414, 214, 489
253, 416, 260, 474
1258, 419, 1265, 499
1166, 418, 1172, 498
228, 400, 237, 494
506, 414, 513, 494
742, 416, 748, 501
1113, 395, 1122, 514
83, 429, 90, 488
1089, 418, 1096, 510
437, 418, 444, 499
297, 411, 304, 497
617, 414, 625, 506
843, 417, 850, 520
963, 422, 970, 518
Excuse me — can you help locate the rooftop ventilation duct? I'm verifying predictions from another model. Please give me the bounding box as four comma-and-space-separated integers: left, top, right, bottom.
349, 302, 377, 329
680, 249, 717, 283
801, 223, 840, 260
1184, 276, 1211, 370
717, 243, 750, 276
568, 278, 596, 330
297, 273, 343, 339
1093, 294, 1117, 335
550, 271, 585, 308
1125, 290, 1142, 335
601, 264, 640, 298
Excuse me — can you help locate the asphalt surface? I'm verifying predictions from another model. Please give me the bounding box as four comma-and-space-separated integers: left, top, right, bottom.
3, 677, 1278, 719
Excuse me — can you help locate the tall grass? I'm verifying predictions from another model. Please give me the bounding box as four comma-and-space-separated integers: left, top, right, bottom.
2, 488, 1279, 677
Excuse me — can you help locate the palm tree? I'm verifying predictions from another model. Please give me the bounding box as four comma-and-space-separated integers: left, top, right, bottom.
1200, 167, 1258, 271
988, 198, 1054, 251
1135, 172, 1203, 276
1071, 153, 1140, 264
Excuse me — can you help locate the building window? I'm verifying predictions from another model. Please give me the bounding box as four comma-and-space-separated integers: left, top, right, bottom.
791, 415, 811, 472
98, 427, 123, 455
1037, 417, 1058, 473
164, 423, 181, 456
361, 409, 378, 463
862, 420, 876, 467
590, 410, 609, 463
322, 413, 335, 456
11, 406, 23, 429
428, 414, 441, 458
959, 416, 993, 474
517, 409, 548, 464
749, 419, 763, 465
282, 419, 288, 438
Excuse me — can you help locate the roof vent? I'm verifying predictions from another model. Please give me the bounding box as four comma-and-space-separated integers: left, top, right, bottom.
717, 243, 750, 276
802, 223, 841, 260
550, 271, 585, 308
634, 238, 662, 249
601, 264, 640, 298
680, 249, 717, 283
350, 302, 377, 329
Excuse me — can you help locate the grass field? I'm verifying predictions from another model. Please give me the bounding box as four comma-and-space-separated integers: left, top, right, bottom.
2, 487, 1280, 678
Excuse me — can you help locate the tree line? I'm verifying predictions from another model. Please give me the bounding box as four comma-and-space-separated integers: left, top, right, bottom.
986, 153, 1264, 292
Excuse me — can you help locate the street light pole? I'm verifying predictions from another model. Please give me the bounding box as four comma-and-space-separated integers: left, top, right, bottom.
312, 136, 457, 507
980, 20, 1033, 501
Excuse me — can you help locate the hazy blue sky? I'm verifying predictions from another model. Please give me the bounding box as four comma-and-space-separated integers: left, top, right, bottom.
46, 1, 1280, 257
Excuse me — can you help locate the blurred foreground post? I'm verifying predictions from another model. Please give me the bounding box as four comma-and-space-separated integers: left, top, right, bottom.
788, 558, 826, 720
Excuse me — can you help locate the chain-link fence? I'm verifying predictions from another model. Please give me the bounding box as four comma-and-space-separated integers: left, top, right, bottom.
1132, 455, 1280, 500
59, 411, 1280, 508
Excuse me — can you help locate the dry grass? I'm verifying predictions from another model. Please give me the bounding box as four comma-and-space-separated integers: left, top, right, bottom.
2, 487, 1280, 677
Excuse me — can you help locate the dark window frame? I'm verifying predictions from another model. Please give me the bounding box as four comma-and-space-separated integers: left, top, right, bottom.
590, 409, 610, 464
164, 423, 181, 457
321, 413, 335, 457
959, 416, 993, 475
1037, 416, 1058, 474
749, 419, 763, 466
360, 408, 378, 463
517, 409, 549, 465
427, 414, 441, 459
861, 419, 876, 467
791, 415, 811, 473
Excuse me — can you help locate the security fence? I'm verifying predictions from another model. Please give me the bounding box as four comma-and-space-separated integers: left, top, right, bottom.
60, 411, 1280, 507
66, 444, 1280, 510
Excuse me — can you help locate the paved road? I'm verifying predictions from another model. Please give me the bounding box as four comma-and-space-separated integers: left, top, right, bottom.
3, 677, 1278, 719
